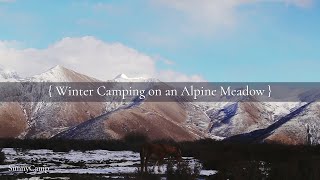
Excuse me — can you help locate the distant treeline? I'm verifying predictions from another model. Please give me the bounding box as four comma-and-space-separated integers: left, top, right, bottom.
1, 134, 320, 179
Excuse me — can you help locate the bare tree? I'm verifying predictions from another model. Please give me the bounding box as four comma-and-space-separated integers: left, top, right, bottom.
306, 124, 313, 145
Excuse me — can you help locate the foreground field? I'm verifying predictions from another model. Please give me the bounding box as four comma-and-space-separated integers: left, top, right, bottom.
0, 148, 216, 179
1, 138, 320, 179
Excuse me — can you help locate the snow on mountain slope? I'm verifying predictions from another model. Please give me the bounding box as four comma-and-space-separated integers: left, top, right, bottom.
25, 101, 106, 138
1, 64, 319, 144
0, 65, 107, 138
203, 101, 302, 138
54, 95, 206, 141
23, 66, 107, 138
0, 67, 27, 137
53, 81, 209, 141
264, 102, 320, 145
0, 66, 20, 82
113, 73, 158, 82
206, 101, 271, 137
224, 102, 311, 144
28, 65, 99, 82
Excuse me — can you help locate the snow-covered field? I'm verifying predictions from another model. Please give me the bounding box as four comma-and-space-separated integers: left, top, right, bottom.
0, 148, 216, 179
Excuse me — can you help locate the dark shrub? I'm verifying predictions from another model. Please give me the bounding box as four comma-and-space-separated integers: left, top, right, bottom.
68, 174, 110, 180
0, 148, 5, 164
166, 160, 201, 180
124, 132, 149, 144
213, 160, 268, 180
123, 132, 149, 152
52, 144, 72, 152
128, 168, 161, 180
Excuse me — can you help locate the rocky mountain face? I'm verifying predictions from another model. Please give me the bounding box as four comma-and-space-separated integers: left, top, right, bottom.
54, 100, 206, 141
0, 67, 27, 137
0, 65, 319, 144
263, 102, 320, 145
0, 66, 106, 138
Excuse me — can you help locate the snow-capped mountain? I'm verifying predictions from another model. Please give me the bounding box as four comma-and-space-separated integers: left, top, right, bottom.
113, 73, 158, 82
54, 73, 208, 141
0, 66, 20, 82
27, 65, 99, 82
0, 65, 206, 141
25, 66, 107, 138
0, 64, 319, 144
0, 65, 106, 138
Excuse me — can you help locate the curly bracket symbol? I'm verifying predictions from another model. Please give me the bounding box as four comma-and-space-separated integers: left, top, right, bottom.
268, 85, 271, 98
49, 85, 52, 98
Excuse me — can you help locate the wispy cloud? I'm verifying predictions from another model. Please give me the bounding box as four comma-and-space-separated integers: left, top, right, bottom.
93, 2, 115, 11
153, 0, 241, 35
153, 54, 175, 65
75, 18, 105, 28
163, 59, 175, 65
92, 2, 128, 15
157, 70, 204, 82
271, 0, 313, 8
152, 0, 313, 36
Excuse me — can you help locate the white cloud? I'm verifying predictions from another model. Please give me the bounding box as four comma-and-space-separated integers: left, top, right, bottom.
0, 36, 204, 82
153, 54, 175, 65
154, 0, 241, 35
0, 40, 21, 49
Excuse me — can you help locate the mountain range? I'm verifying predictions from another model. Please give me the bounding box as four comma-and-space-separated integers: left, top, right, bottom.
0, 65, 319, 145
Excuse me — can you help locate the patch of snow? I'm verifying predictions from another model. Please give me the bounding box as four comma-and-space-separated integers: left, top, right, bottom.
113, 73, 157, 82
200, 170, 218, 176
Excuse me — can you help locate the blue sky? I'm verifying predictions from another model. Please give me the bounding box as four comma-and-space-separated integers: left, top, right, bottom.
0, 0, 319, 81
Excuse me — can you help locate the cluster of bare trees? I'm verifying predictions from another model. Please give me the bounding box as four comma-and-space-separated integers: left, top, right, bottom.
306, 124, 319, 145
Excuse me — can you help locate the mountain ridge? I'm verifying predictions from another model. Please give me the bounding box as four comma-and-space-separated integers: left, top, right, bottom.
0, 64, 319, 144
